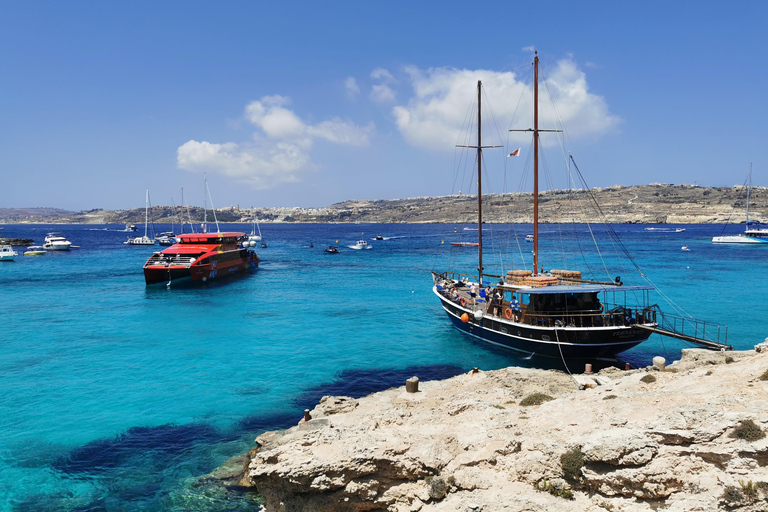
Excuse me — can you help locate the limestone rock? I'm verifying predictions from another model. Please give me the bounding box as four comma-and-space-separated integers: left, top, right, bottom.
233, 349, 768, 512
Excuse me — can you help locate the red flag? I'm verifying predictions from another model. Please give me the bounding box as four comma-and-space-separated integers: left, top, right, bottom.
508, 148, 520, 157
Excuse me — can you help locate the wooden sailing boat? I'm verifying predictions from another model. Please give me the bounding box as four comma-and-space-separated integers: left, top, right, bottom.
431, 52, 730, 359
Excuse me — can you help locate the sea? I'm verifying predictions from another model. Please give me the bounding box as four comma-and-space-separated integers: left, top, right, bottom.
1, 222, 765, 511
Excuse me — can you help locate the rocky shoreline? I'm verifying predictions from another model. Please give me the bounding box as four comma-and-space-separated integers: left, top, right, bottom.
1, 183, 765, 225
213, 346, 768, 512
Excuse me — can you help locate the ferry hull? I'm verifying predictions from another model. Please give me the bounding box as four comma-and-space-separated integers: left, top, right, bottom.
144, 250, 258, 285
437, 293, 650, 359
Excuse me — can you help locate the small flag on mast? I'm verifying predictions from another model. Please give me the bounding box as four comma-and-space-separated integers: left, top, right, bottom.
508, 148, 521, 157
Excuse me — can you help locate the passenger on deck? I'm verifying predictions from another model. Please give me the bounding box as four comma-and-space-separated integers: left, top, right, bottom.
469, 283, 478, 305
509, 294, 522, 321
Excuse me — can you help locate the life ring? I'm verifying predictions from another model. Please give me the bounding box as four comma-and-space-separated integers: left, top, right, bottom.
504, 308, 513, 319
460, 297, 467, 307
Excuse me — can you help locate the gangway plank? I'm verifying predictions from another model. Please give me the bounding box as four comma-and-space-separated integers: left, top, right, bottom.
635, 324, 733, 351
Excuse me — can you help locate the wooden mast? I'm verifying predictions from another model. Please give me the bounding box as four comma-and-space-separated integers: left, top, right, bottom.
457, 82, 500, 285
510, 51, 560, 277
533, 53, 540, 276
477, 80, 483, 285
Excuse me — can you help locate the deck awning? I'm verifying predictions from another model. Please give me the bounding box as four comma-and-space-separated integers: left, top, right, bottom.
509, 284, 654, 295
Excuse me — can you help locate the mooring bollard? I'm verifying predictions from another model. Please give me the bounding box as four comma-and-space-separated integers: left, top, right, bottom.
406, 376, 419, 393
585, 363, 592, 374
304, 409, 311, 422
653, 356, 666, 371
625, 362, 631, 371
472, 367, 479, 374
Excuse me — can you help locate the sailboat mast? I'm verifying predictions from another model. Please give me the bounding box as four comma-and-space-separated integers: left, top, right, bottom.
747, 163, 752, 225
144, 189, 149, 238
203, 174, 208, 233
533, 53, 540, 276
477, 80, 484, 285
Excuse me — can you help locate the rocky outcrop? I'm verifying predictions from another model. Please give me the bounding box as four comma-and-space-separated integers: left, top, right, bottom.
237, 348, 768, 511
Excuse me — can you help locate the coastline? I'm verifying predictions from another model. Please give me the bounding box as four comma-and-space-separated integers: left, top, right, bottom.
218, 346, 768, 512
1, 183, 766, 225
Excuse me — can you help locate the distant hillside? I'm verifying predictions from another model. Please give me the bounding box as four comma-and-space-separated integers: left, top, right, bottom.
0, 184, 765, 225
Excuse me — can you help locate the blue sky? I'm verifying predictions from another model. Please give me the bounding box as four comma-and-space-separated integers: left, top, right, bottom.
2, 1, 767, 211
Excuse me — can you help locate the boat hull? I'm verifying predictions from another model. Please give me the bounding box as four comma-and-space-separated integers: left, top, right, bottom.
144, 249, 258, 285
436, 290, 650, 359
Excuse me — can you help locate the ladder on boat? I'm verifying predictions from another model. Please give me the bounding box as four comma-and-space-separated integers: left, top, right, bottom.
636, 306, 732, 351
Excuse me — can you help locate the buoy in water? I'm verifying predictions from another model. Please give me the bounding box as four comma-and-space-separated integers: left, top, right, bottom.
461, 313, 469, 323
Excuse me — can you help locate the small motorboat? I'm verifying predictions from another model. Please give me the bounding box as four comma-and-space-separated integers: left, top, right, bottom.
23, 246, 46, 256
0, 245, 18, 261
349, 240, 370, 250
450, 241, 479, 247
375, 235, 384, 240
156, 232, 176, 246
525, 234, 534, 243
124, 223, 138, 232
324, 246, 339, 254
682, 246, 691, 251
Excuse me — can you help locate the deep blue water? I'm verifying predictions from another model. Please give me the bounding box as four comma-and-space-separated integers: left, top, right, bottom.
0, 222, 765, 511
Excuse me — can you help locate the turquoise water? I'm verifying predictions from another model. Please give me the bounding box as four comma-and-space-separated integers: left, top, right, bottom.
1, 222, 765, 510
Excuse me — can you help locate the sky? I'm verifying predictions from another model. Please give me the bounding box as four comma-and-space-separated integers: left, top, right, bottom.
2, 0, 768, 211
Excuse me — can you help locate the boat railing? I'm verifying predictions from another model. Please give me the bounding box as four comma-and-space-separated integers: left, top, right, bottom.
639, 305, 730, 349
512, 304, 657, 329
144, 254, 197, 267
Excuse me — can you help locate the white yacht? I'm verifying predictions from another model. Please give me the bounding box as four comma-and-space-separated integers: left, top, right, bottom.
0, 245, 18, 261
43, 233, 72, 251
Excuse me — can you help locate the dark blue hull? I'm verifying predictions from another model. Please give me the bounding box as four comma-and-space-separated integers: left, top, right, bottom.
437, 291, 650, 359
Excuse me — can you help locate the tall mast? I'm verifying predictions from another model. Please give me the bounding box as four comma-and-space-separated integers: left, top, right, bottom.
747, 163, 752, 225
509, 51, 560, 277
457, 81, 501, 285
203, 173, 208, 233
477, 80, 484, 285
144, 188, 149, 238
533, 53, 540, 275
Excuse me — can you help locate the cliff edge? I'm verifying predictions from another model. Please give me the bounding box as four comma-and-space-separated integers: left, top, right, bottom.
233, 346, 768, 511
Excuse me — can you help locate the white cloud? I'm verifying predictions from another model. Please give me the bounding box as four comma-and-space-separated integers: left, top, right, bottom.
370, 84, 397, 103
177, 95, 374, 189
371, 68, 396, 83
344, 76, 360, 98
392, 58, 620, 152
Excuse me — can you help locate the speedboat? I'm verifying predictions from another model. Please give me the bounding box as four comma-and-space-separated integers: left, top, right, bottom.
42, 233, 72, 251
525, 234, 534, 243
324, 246, 339, 254
0, 245, 18, 261
125, 223, 138, 232
143, 232, 258, 285
156, 232, 176, 246
24, 246, 46, 256
682, 246, 691, 251
349, 240, 370, 250
450, 241, 479, 247
375, 235, 384, 240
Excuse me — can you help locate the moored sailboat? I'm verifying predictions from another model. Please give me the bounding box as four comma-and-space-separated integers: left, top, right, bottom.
125, 189, 156, 245
712, 165, 768, 244
431, 53, 730, 360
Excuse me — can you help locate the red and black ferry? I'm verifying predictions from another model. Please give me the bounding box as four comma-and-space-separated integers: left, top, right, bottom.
143, 232, 258, 285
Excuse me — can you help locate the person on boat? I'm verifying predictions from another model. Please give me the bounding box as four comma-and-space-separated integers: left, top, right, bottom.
489, 288, 503, 317
469, 283, 478, 305
509, 294, 522, 321
450, 287, 460, 302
